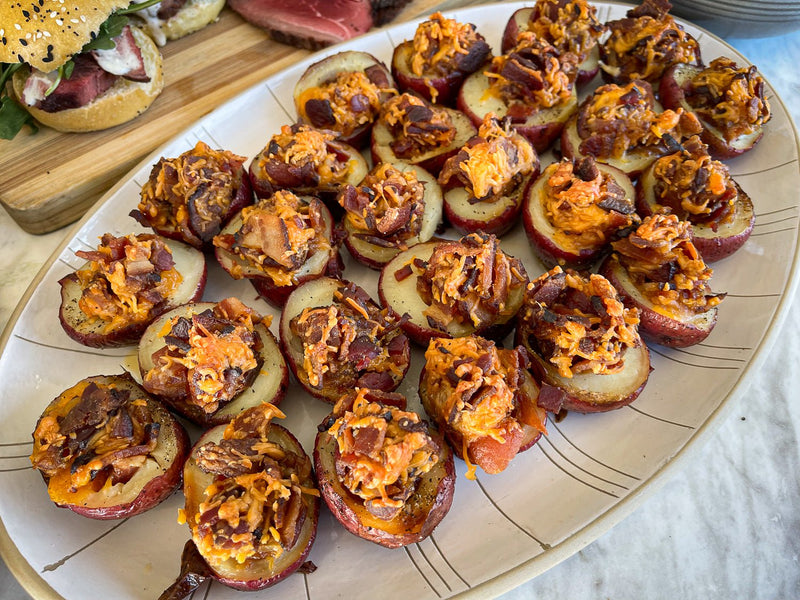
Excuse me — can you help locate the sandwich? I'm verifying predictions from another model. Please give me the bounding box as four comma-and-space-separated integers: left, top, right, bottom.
131, 0, 226, 46
0, 0, 165, 135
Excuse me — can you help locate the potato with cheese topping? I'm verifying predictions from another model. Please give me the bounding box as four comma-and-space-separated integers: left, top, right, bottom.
599, 0, 701, 85
419, 335, 546, 479
391, 12, 491, 106
314, 388, 455, 548
601, 213, 725, 347
660, 57, 771, 159
516, 267, 651, 413
138, 297, 288, 427
213, 190, 342, 307
58, 233, 206, 348
439, 113, 540, 235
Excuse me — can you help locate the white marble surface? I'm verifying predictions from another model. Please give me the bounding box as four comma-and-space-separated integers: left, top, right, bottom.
1, 26, 800, 600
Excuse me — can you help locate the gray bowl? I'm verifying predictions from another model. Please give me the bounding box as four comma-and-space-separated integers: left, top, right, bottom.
669, 0, 800, 37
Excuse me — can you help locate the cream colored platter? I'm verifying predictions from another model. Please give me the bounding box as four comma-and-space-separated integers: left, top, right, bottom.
1, 2, 799, 599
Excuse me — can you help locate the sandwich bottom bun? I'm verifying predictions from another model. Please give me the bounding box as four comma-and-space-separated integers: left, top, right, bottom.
11, 27, 164, 133
146, 0, 226, 43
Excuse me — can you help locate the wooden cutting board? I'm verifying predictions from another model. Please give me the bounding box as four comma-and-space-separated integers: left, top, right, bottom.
0, 0, 484, 234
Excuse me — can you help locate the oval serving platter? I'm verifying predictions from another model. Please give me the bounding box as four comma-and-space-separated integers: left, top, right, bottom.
1, 2, 799, 599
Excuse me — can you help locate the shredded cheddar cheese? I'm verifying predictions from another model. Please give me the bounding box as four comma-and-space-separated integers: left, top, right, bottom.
526, 0, 605, 62
379, 93, 457, 157
410, 12, 483, 77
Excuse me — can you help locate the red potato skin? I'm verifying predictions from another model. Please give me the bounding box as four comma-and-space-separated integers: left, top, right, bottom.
636, 169, 755, 263
65, 420, 189, 520
182, 423, 319, 591
659, 64, 764, 160
58, 242, 207, 349
456, 70, 577, 153
391, 41, 487, 107
249, 249, 344, 308
500, 7, 600, 86
33, 374, 190, 520
294, 51, 394, 148
314, 416, 455, 548
599, 255, 718, 348
514, 327, 651, 413
377, 244, 523, 347
443, 174, 535, 237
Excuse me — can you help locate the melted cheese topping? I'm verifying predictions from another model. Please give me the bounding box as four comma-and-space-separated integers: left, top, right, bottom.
410, 12, 481, 78
327, 389, 438, 511
612, 214, 722, 317
379, 93, 457, 155
297, 71, 391, 138
75, 234, 183, 334
527, 0, 604, 62
458, 115, 537, 199
688, 57, 771, 142
541, 160, 637, 253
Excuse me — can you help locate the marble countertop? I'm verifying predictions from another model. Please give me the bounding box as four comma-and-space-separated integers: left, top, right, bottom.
2, 23, 800, 600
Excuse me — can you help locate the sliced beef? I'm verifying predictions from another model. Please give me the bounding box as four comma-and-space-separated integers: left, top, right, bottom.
228, 0, 412, 50
34, 54, 117, 113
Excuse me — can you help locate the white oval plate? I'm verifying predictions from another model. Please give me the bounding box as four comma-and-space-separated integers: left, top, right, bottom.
2, 2, 799, 599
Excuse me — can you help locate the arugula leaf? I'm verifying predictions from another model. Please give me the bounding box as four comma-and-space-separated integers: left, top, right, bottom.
0, 96, 37, 140
82, 14, 130, 52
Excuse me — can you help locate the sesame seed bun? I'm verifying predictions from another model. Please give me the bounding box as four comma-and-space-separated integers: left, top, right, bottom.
0, 0, 130, 71
11, 26, 164, 133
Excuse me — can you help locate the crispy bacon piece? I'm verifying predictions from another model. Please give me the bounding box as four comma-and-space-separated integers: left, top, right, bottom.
519, 266, 641, 378
31, 375, 162, 504
651, 136, 737, 225
439, 114, 538, 201
69, 233, 181, 334
407, 11, 491, 99
685, 57, 771, 143
486, 34, 578, 114
416, 232, 528, 331
339, 163, 425, 249
143, 298, 267, 414
379, 93, 457, 158
576, 80, 701, 160
540, 157, 638, 254
187, 403, 318, 567
525, 0, 605, 63
296, 69, 395, 139
251, 124, 356, 196
325, 389, 441, 520
289, 281, 408, 395
611, 214, 725, 317
213, 190, 331, 286
421, 336, 545, 479
600, 0, 700, 84
134, 141, 248, 247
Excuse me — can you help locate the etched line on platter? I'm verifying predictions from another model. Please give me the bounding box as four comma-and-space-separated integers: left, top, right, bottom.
474, 477, 549, 548
539, 434, 630, 490
669, 348, 747, 363
627, 405, 694, 429
750, 226, 797, 237
403, 546, 442, 598
648, 346, 741, 370
537, 445, 619, 499
199, 126, 221, 148
12, 335, 129, 359
415, 543, 453, 593
304, 571, 312, 600
696, 342, 752, 351
42, 518, 130, 571
0, 440, 32, 447
201, 579, 212, 600
0, 452, 33, 459
266, 84, 295, 122
549, 421, 640, 481
0, 465, 32, 473
753, 215, 798, 228
755, 206, 799, 218
385, 29, 397, 48
725, 292, 781, 298
429, 534, 471, 588
729, 158, 798, 177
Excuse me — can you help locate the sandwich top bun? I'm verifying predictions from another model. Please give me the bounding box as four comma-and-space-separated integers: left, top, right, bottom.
135, 0, 226, 45
0, 0, 131, 71
10, 26, 164, 132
